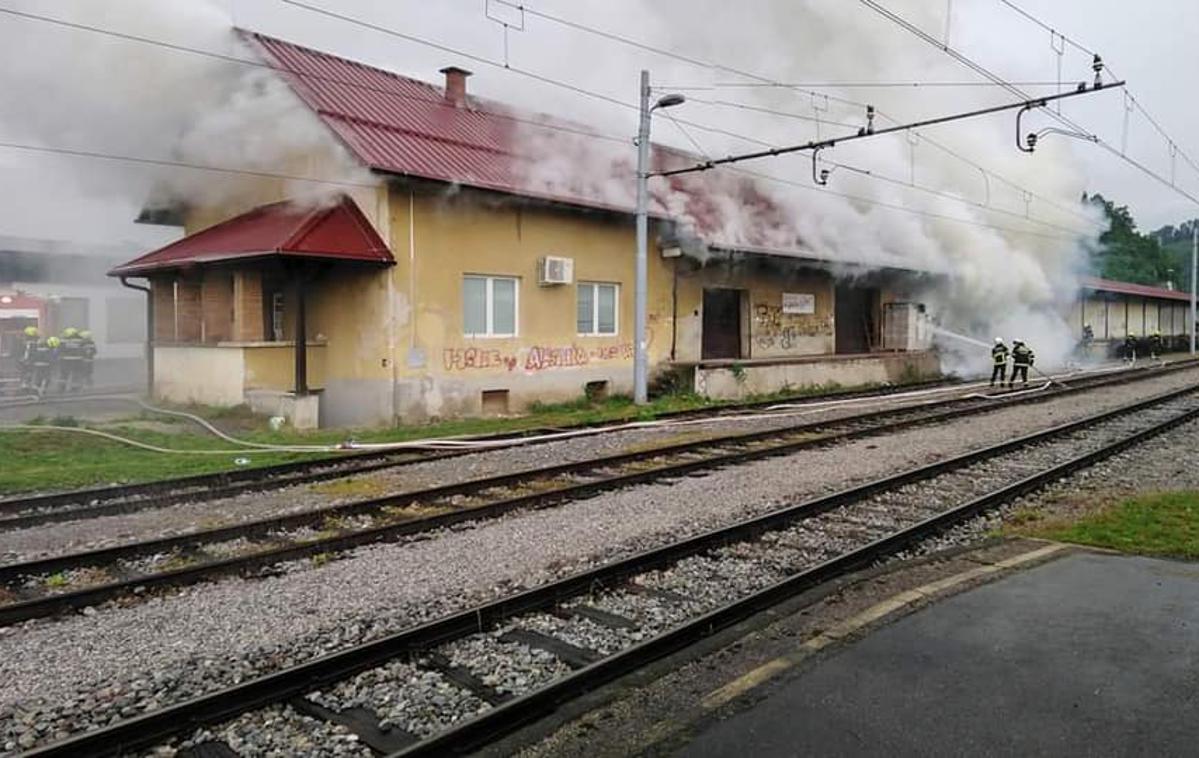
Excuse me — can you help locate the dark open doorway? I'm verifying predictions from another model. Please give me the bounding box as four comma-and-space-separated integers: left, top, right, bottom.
835, 284, 880, 354
702, 288, 744, 360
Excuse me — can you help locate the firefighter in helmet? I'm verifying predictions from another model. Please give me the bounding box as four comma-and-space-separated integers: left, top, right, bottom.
1123, 332, 1137, 364
78, 330, 96, 388
1009, 339, 1035, 388
32, 336, 57, 395
18, 326, 39, 389
57, 327, 84, 393
1149, 330, 1163, 360
990, 337, 1009, 387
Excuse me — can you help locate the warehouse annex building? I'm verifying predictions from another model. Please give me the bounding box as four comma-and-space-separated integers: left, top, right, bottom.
111, 33, 937, 428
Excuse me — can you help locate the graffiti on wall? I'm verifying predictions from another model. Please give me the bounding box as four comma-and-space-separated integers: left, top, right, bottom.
443, 342, 635, 373
753, 304, 832, 351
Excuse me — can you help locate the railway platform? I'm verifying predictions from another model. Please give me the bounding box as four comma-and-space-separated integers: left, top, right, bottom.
679, 549, 1199, 757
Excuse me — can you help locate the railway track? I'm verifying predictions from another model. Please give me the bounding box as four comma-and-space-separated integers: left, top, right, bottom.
23, 379, 1199, 757
0, 377, 962, 524
0, 363, 1180, 532
0, 365, 1190, 625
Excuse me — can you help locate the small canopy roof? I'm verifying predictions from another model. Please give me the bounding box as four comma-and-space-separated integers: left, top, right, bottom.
1082, 276, 1191, 303
109, 194, 394, 276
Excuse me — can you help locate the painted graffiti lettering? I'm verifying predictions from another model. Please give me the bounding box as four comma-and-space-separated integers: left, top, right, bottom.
443, 343, 636, 372
753, 304, 831, 350
443, 347, 517, 372
525, 344, 589, 371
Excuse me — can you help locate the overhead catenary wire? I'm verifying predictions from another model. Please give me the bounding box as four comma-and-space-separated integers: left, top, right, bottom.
279, 0, 1094, 239
1, 1, 1101, 243
486, 0, 1103, 228
0, 4, 633, 148
662, 80, 1072, 90
860, 0, 1199, 209
654, 83, 1124, 178
991, 0, 1199, 187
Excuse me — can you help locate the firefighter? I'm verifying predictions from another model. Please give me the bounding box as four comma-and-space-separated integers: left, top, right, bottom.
990, 337, 1009, 387
1149, 330, 1163, 360
78, 330, 96, 388
1009, 339, 1034, 388
1081, 323, 1094, 358
31, 336, 56, 395
18, 326, 39, 389
1123, 332, 1137, 364
57, 327, 84, 393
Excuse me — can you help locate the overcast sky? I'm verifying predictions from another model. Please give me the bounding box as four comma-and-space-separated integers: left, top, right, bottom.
1, 0, 1196, 247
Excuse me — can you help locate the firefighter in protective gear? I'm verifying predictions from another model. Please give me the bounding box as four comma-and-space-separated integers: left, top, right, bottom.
1123, 332, 1137, 364
990, 337, 1009, 387
1149, 330, 1163, 360
57, 328, 84, 393
31, 336, 56, 395
1009, 339, 1034, 388
78, 330, 96, 388
18, 326, 39, 388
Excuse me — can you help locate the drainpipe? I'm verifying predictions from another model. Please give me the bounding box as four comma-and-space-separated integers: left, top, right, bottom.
119, 276, 154, 395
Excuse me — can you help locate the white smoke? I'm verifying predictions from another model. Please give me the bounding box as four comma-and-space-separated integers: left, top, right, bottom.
0, 0, 1105, 376
510, 0, 1104, 375
0, 0, 376, 241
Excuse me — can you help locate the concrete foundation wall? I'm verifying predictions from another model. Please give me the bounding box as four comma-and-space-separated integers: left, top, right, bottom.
154, 345, 245, 406
693, 351, 940, 401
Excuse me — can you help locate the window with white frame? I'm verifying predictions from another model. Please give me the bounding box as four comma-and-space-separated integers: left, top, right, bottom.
577, 282, 618, 335
463, 275, 518, 337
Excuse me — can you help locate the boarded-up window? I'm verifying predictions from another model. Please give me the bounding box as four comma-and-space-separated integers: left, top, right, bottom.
106, 297, 145, 343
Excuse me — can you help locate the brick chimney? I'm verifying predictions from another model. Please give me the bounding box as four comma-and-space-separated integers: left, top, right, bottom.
439, 66, 472, 108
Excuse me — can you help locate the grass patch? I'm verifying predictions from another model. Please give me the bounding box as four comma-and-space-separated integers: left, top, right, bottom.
308, 478, 387, 499
1014, 491, 1199, 560
0, 375, 933, 496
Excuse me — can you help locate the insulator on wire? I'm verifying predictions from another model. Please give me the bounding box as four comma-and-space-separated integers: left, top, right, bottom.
1092, 54, 1104, 87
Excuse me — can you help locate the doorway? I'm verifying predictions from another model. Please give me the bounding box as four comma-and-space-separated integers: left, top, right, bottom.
835, 285, 880, 354
702, 288, 744, 360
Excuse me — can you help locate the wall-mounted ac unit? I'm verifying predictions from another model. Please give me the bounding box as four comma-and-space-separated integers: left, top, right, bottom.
538, 256, 574, 286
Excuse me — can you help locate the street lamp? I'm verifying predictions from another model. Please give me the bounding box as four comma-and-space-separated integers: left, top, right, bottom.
634, 71, 685, 405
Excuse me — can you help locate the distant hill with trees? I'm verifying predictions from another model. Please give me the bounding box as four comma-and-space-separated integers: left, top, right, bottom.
1084, 192, 1196, 291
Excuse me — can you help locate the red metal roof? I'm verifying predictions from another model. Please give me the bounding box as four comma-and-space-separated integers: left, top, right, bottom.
246, 33, 808, 254
109, 194, 393, 276
1081, 276, 1191, 302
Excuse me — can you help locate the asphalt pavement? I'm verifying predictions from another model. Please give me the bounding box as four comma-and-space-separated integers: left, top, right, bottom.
679, 551, 1199, 758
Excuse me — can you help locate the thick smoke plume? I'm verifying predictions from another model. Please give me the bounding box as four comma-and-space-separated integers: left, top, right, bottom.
0, 1, 1102, 376
0, 0, 376, 243
511, 0, 1103, 375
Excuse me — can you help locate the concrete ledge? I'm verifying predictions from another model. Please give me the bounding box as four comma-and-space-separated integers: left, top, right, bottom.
691, 351, 940, 400
245, 389, 322, 430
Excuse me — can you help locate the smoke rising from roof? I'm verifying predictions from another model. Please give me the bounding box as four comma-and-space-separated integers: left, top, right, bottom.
508, 0, 1105, 372
0, 0, 375, 245
0, 0, 1105, 373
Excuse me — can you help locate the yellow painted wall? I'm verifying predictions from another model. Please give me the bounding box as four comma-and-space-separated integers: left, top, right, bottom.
243, 343, 327, 390
670, 261, 834, 362
368, 187, 677, 418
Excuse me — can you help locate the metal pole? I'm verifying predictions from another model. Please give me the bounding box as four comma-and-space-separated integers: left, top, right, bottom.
634, 69, 651, 405
294, 268, 308, 396
1191, 223, 1196, 354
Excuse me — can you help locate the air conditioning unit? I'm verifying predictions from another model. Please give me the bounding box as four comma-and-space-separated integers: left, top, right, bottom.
538, 256, 574, 286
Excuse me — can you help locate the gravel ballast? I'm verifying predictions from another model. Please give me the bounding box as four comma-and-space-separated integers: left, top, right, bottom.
2, 369, 1198, 751
4, 365, 1184, 563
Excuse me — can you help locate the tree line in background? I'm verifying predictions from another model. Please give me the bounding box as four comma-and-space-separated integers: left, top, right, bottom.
1084, 192, 1197, 290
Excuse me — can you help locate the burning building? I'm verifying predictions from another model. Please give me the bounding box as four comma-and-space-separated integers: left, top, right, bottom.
110, 33, 938, 428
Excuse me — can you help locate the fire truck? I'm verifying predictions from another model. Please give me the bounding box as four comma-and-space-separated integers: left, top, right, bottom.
0, 291, 47, 394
